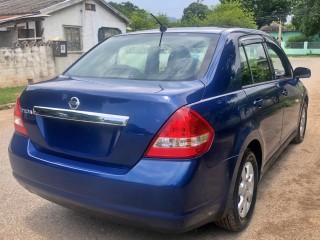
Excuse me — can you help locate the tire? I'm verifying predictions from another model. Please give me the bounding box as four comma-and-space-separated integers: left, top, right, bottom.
292, 102, 308, 144
215, 149, 258, 231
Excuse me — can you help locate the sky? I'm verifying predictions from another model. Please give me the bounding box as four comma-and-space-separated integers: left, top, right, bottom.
109, 0, 220, 19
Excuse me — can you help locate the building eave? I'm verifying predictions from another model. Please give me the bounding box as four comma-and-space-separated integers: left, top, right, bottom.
39, 0, 131, 24
0, 14, 50, 28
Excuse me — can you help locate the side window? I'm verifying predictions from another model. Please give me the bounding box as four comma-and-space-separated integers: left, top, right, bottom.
239, 47, 253, 86
266, 43, 293, 79
243, 43, 272, 84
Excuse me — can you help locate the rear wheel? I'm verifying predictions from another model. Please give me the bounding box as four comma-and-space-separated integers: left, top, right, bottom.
292, 102, 308, 144
215, 149, 258, 231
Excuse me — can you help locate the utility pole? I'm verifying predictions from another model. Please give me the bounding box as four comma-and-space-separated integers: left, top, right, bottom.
197, 0, 204, 3
272, 10, 282, 44
278, 19, 282, 44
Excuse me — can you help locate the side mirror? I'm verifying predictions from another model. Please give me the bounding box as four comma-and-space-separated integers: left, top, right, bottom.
293, 67, 311, 79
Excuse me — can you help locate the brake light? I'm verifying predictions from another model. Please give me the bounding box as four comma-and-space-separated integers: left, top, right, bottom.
145, 107, 214, 159
14, 97, 28, 136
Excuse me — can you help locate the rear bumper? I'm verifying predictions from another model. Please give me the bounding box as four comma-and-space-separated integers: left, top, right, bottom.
9, 133, 234, 232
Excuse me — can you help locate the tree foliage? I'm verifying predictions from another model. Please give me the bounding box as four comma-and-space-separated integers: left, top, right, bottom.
292, 0, 320, 36
109, 1, 170, 31
181, 2, 257, 29
181, 2, 209, 22
109, 1, 139, 17
109, 1, 258, 31
220, 0, 292, 28
205, 2, 257, 28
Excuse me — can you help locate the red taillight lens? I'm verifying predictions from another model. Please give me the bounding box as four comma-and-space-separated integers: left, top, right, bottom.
14, 97, 28, 136
145, 107, 214, 159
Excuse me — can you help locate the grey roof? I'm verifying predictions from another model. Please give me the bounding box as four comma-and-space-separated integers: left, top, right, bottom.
0, 0, 130, 23
0, 0, 65, 15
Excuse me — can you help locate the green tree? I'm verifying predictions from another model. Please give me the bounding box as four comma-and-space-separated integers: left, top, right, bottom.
204, 2, 257, 28
109, 1, 170, 31
220, 0, 292, 28
292, 0, 320, 37
129, 10, 154, 31
181, 2, 209, 24
109, 1, 139, 17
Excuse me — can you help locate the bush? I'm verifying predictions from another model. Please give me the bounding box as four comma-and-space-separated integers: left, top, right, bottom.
287, 35, 312, 43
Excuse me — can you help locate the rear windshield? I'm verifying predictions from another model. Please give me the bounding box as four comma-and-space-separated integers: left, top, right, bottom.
65, 33, 220, 81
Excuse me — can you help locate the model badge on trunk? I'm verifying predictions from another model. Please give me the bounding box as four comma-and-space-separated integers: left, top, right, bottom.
68, 97, 80, 110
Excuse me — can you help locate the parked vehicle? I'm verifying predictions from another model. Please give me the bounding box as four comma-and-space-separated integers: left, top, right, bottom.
9, 27, 310, 232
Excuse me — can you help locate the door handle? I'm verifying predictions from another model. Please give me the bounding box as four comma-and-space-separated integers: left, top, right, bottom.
253, 98, 264, 108
282, 89, 288, 96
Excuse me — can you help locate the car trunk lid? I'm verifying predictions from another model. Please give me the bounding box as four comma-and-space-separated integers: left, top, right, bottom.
20, 76, 205, 168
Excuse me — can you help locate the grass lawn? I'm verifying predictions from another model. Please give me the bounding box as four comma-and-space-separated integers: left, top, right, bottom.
0, 86, 26, 105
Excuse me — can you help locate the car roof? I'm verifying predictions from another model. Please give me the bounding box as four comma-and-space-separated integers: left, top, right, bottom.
122, 27, 268, 37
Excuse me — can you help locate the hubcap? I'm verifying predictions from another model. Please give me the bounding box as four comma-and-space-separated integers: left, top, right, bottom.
238, 160, 255, 218
300, 106, 307, 139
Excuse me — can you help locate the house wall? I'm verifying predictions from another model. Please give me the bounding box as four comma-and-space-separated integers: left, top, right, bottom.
268, 31, 302, 42
0, 44, 56, 87
83, 0, 126, 51
42, 0, 126, 74
42, 4, 83, 43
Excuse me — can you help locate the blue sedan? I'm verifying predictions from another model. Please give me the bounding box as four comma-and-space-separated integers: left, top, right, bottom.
9, 27, 310, 232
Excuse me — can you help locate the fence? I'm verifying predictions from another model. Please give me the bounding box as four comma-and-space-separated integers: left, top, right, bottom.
0, 42, 57, 88
282, 42, 320, 55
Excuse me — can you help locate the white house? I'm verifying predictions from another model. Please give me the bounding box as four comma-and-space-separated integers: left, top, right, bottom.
0, 0, 130, 87
0, 0, 130, 52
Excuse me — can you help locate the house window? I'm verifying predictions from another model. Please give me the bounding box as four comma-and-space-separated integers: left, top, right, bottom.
98, 27, 121, 42
64, 26, 82, 52
85, 3, 96, 11
18, 29, 35, 39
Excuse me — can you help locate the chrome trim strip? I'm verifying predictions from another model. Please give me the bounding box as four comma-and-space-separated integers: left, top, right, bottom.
33, 106, 129, 126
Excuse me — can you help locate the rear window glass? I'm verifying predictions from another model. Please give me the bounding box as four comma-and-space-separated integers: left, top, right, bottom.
65, 33, 219, 81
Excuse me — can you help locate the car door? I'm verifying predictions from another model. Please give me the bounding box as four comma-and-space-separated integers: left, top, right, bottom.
239, 36, 286, 161
264, 39, 303, 143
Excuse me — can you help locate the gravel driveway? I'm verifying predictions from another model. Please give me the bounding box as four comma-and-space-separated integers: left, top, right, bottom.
0, 58, 319, 240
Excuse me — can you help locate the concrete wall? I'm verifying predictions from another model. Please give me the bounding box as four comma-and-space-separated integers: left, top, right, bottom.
267, 32, 320, 55
280, 42, 320, 55
0, 43, 56, 87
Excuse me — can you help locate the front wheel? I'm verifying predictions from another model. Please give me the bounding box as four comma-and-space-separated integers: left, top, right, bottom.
215, 149, 258, 231
292, 102, 308, 144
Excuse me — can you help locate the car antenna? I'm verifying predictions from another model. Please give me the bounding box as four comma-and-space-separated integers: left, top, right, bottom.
150, 14, 167, 47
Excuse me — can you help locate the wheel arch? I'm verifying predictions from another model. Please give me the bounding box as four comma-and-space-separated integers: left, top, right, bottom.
221, 130, 264, 219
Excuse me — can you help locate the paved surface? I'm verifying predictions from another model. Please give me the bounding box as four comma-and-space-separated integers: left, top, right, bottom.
1, 58, 319, 240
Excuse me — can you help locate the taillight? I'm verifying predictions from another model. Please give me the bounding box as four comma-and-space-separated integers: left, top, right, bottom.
145, 107, 214, 159
14, 97, 28, 136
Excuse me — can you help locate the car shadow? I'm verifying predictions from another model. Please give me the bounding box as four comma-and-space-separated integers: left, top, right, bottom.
24, 202, 238, 239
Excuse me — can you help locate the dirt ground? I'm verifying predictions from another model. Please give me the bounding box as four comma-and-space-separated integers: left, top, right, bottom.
0, 58, 319, 240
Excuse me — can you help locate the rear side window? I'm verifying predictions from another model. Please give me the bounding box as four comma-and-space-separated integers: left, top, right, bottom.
65, 33, 219, 81
243, 43, 272, 84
